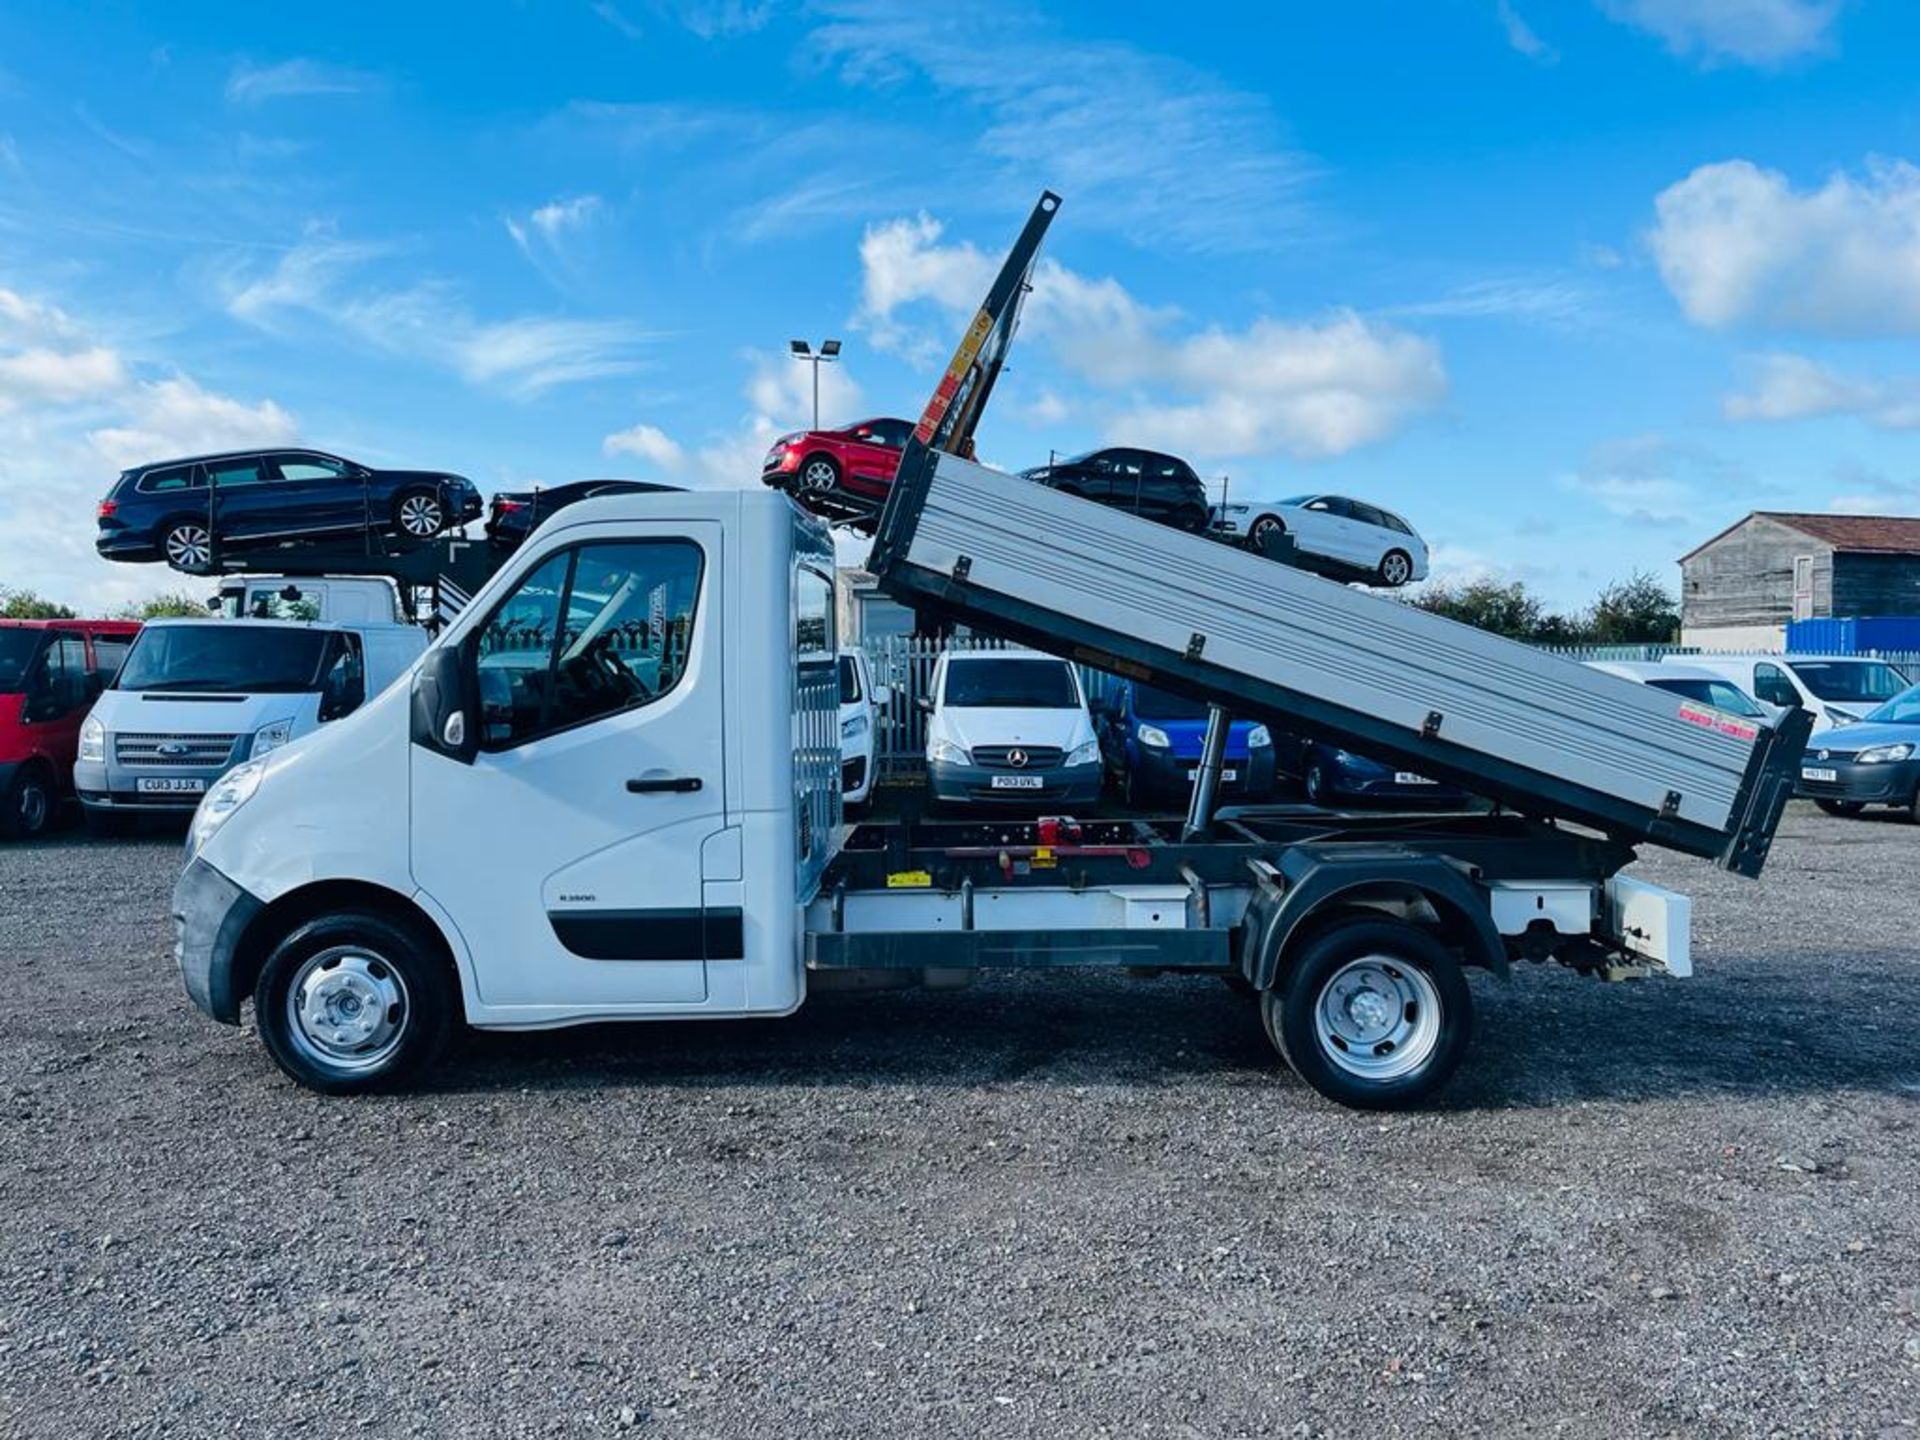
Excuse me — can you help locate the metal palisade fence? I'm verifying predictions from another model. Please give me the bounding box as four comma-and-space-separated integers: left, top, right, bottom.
860, 636, 1919, 783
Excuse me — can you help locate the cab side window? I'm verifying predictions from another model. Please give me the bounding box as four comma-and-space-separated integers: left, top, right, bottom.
1752, 663, 1800, 708
27, 636, 89, 721
475, 541, 703, 750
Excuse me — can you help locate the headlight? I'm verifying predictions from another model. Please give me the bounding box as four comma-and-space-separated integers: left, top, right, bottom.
841, 713, 869, 740
1065, 739, 1100, 766
78, 714, 105, 763
186, 760, 264, 860
928, 738, 969, 765
250, 720, 294, 757
1137, 724, 1170, 749
1248, 724, 1272, 748
1855, 743, 1914, 764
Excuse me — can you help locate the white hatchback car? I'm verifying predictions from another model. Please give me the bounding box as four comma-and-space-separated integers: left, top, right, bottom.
837, 647, 879, 806
1212, 494, 1429, 587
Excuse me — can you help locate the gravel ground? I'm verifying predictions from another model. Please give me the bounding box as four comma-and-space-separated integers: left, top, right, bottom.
1, 802, 1917, 1439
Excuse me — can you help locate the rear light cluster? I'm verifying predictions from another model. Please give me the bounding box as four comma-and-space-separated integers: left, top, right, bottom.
97, 499, 118, 519
492, 499, 527, 515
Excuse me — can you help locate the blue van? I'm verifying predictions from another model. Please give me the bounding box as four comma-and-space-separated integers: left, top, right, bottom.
1096, 681, 1278, 807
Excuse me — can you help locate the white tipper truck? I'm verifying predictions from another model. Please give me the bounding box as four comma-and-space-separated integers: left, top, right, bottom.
171, 193, 1809, 1109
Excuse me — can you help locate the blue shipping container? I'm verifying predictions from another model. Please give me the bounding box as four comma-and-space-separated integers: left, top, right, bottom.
1787, 616, 1920, 653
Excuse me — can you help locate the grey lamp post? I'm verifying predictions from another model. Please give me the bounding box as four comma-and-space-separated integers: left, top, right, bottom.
789, 338, 842, 429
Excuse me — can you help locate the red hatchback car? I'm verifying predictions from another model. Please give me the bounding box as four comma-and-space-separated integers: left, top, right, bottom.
762, 417, 913, 514
0, 619, 141, 838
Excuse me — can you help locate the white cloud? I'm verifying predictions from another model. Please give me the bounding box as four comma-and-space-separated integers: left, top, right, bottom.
600, 352, 865, 493
87, 377, 296, 469
810, 0, 1316, 254
529, 195, 600, 242
219, 236, 647, 397
1383, 276, 1601, 329
855, 213, 1444, 462
1498, 2, 1559, 63
1648, 158, 1920, 334
0, 288, 296, 611
226, 58, 377, 105
1724, 352, 1920, 429
603, 422, 686, 469
1596, 0, 1842, 66
1560, 434, 1730, 525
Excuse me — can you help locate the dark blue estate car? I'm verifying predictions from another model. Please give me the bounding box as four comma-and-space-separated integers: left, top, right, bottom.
1097, 681, 1278, 807
96, 448, 482, 575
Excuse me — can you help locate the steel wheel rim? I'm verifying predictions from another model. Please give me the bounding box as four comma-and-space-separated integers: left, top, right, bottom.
399, 495, 444, 535
285, 947, 410, 1074
1313, 955, 1441, 1081
166, 525, 212, 569
1382, 553, 1411, 585
802, 460, 836, 491
16, 780, 47, 833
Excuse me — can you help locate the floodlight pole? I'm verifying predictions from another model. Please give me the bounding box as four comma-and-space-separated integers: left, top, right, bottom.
789, 338, 842, 430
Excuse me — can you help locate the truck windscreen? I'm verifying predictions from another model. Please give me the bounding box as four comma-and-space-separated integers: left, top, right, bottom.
0, 630, 43, 693
115, 626, 330, 694
944, 660, 1078, 709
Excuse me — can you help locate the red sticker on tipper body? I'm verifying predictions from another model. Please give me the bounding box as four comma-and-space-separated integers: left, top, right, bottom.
1677, 703, 1759, 742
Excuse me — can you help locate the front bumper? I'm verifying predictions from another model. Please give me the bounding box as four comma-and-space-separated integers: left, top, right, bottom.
171, 858, 265, 1024
1132, 746, 1276, 799
929, 758, 1104, 806
1795, 756, 1920, 805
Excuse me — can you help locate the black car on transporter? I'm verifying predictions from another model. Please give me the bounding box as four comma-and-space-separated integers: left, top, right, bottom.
95, 449, 483, 575
1017, 447, 1211, 533
484, 479, 680, 549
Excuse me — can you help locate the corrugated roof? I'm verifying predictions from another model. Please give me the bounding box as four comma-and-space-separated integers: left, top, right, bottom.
1681, 511, 1920, 562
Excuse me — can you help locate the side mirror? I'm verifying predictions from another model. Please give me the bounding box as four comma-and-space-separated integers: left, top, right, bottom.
411, 642, 477, 763
914, 695, 934, 715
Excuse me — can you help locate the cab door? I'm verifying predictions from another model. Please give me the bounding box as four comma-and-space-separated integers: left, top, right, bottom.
409, 524, 726, 1012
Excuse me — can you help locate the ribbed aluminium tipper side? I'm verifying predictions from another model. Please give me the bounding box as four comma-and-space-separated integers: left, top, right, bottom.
871, 454, 1809, 877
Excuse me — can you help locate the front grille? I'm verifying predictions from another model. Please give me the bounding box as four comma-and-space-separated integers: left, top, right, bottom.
972, 745, 1063, 771
114, 732, 241, 767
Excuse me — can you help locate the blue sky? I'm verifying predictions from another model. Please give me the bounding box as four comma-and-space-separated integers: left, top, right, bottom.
2, 0, 1917, 611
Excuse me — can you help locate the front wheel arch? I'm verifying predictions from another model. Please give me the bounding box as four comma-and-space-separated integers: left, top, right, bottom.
228, 879, 467, 1025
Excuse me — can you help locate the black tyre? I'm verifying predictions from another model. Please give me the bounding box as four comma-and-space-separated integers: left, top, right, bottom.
1815, 798, 1865, 818
1261, 917, 1472, 1110
798, 454, 841, 493
0, 764, 53, 840
1377, 549, 1415, 587
1304, 761, 1331, 807
254, 910, 457, 1094
1174, 504, 1209, 534
393, 488, 448, 539
160, 518, 216, 575
1248, 513, 1286, 549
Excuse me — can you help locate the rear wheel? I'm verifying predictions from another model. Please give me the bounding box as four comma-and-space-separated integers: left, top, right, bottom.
1304, 760, 1331, 807
1815, 798, 1865, 818
161, 519, 215, 575
254, 910, 457, 1094
1248, 514, 1286, 549
1174, 504, 1209, 534
0, 764, 53, 840
393, 488, 447, 538
1263, 917, 1472, 1110
1378, 549, 1415, 587
799, 455, 841, 493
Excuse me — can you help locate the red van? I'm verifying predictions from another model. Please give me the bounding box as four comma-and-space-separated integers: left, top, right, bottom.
0, 619, 141, 838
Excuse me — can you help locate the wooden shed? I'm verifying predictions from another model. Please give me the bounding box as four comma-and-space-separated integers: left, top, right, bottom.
1680, 511, 1920, 648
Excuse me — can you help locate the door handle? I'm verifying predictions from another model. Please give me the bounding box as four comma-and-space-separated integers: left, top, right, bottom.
626, 776, 702, 794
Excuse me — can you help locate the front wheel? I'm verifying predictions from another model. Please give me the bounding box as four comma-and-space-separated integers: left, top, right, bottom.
1248, 513, 1286, 549
798, 455, 841, 493
1378, 549, 1415, 587
1263, 917, 1472, 1110
1815, 798, 1864, 818
0, 765, 53, 840
254, 910, 457, 1094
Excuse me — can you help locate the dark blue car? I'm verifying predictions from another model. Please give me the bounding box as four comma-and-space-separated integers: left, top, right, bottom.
1097, 681, 1278, 808
96, 448, 482, 575
1282, 735, 1472, 809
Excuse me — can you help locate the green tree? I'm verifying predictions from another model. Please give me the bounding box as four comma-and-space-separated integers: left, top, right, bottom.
115, 590, 212, 620
0, 587, 76, 619
1587, 571, 1680, 645
1410, 578, 1544, 640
